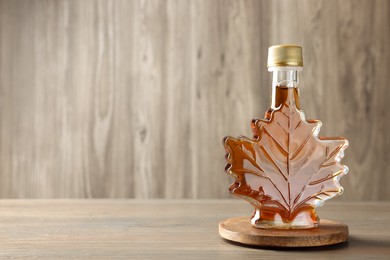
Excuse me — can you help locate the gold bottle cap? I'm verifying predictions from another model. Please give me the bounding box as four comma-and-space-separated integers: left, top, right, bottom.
267, 44, 303, 67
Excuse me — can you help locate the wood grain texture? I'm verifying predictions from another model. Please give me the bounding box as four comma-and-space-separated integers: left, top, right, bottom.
0, 200, 389, 258
0, 0, 389, 199
219, 218, 348, 247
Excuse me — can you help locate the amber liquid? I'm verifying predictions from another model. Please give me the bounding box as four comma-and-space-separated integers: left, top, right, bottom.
267, 86, 300, 118
252, 86, 300, 139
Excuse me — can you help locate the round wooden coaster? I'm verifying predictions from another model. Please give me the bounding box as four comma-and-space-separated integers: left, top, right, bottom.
219, 217, 348, 247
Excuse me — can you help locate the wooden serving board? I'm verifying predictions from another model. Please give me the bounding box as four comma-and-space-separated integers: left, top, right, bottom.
219, 217, 348, 247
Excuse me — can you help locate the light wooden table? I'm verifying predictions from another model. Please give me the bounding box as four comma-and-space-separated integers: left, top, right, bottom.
0, 200, 389, 259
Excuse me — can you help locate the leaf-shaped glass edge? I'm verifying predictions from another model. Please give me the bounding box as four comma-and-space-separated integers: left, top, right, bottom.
223, 103, 349, 217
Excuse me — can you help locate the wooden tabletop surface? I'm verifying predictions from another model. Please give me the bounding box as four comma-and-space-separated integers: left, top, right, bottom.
0, 200, 389, 259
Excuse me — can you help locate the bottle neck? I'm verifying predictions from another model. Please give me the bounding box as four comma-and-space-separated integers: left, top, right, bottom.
268, 67, 302, 110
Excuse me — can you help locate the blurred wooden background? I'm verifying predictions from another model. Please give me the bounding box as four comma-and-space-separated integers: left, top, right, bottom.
0, 0, 388, 200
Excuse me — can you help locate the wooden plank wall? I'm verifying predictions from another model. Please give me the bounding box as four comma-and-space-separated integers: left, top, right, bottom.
0, 0, 388, 200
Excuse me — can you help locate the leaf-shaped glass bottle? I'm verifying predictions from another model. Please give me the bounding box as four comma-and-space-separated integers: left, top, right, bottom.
223, 45, 349, 229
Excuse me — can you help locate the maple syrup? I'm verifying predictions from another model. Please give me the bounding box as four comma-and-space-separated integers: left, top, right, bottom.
223, 45, 348, 229
257, 86, 300, 137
